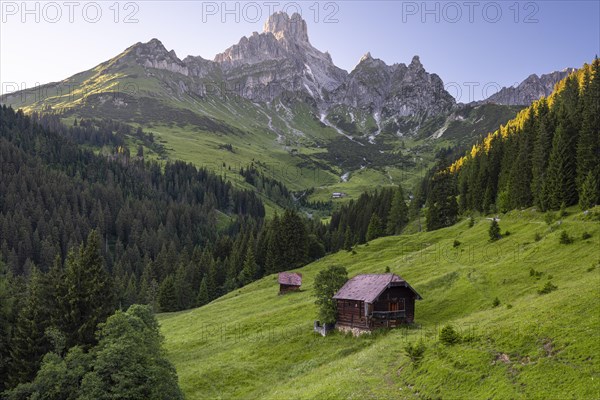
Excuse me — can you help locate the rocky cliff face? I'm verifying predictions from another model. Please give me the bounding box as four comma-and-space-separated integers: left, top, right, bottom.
91, 12, 457, 128
479, 69, 575, 106
214, 12, 347, 102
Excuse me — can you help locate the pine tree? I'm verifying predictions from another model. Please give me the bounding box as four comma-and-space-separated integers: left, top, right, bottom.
0, 261, 11, 392
174, 263, 194, 310
531, 114, 554, 210
196, 277, 209, 306
489, 219, 501, 242
8, 269, 52, 386
579, 171, 599, 210
366, 213, 383, 241
576, 60, 600, 198
386, 186, 408, 235
426, 171, 458, 231
63, 230, 115, 349
545, 122, 578, 209
123, 274, 137, 309
343, 226, 353, 251
238, 245, 257, 286
157, 275, 178, 312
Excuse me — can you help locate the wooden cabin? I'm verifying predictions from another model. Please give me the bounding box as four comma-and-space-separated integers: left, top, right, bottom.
333, 273, 422, 332
278, 272, 302, 294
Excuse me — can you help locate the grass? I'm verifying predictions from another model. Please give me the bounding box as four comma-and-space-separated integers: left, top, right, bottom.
158, 206, 600, 399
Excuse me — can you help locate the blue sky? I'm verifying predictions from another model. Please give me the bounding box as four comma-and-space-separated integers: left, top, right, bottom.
1, 1, 599, 101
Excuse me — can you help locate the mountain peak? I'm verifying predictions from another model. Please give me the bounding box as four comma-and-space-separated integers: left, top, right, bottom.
360, 52, 373, 63
263, 12, 309, 43
410, 55, 423, 69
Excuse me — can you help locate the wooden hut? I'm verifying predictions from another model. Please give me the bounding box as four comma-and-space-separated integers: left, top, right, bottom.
278, 272, 302, 294
333, 273, 422, 332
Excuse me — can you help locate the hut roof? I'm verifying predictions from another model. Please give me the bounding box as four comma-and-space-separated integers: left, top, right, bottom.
333, 273, 422, 303
278, 272, 302, 286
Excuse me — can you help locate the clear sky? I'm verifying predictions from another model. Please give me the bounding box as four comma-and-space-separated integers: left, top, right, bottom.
1, 0, 599, 101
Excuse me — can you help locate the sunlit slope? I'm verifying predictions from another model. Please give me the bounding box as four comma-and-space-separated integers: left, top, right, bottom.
158, 207, 600, 399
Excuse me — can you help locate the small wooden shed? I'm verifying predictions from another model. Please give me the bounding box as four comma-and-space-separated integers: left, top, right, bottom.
278, 272, 302, 294
333, 273, 422, 332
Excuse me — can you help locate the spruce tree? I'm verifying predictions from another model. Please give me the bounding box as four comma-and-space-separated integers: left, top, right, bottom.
386, 186, 409, 235
426, 171, 458, 231
157, 275, 178, 312
63, 230, 115, 349
196, 277, 209, 307
366, 214, 383, 241
8, 269, 52, 386
488, 219, 501, 242
579, 171, 599, 210
576, 60, 600, 198
238, 245, 257, 286
545, 122, 578, 209
0, 261, 11, 392
531, 115, 553, 210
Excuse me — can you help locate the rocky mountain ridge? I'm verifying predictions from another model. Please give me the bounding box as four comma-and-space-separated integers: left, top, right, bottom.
477, 68, 576, 106
115, 12, 454, 121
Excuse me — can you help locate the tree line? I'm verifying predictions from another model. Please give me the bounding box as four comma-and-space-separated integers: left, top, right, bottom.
425, 59, 599, 230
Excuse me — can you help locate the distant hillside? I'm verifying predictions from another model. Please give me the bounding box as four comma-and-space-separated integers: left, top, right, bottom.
158, 207, 600, 399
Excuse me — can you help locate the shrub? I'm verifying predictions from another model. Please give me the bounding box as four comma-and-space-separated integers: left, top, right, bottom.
559, 231, 573, 244
313, 265, 349, 324
534, 232, 542, 242
538, 281, 558, 295
506, 304, 513, 309
440, 324, 460, 345
453, 239, 461, 248
529, 268, 543, 279
404, 339, 426, 365
468, 216, 475, 228
544, 212, 555, 226
503, 231, 511, 236
582, 232, 592, 240
492, 297, 500, 307
489, 219, 501, 242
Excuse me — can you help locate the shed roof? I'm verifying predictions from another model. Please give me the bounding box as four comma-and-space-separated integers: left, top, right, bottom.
333, 273, 422, 303
278, 272, 302, 286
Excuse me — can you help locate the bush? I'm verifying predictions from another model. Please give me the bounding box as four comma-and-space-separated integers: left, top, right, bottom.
559, 231, 573, 244
534, 232, 542, 242
404, 339, 426, 364
582, 232, 592, 240
440, 324, 460, 345
529, 268, 543, 279
313, 265, 349, 324
538, 281, 558, 295
492, 297, 500, 307
453, 239, 461, 248
544, 212, 555, 226
489, 219, 501, 242
503, 231, 511, 236
506, 304, 513, 309
468, 216, 475, 228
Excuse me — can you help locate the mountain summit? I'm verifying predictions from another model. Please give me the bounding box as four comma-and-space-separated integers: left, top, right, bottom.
263, 11, 309, 43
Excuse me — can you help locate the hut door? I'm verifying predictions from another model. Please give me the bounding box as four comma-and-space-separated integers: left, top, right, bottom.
390, 302, 398, 312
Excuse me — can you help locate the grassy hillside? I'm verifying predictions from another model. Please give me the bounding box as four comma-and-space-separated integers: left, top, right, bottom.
158, 207, 600, 399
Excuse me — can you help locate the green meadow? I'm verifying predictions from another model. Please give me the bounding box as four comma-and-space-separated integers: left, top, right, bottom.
159, 207, 600, 399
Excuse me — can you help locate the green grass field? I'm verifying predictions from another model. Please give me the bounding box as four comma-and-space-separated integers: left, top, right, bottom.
158, 207, 600, 399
